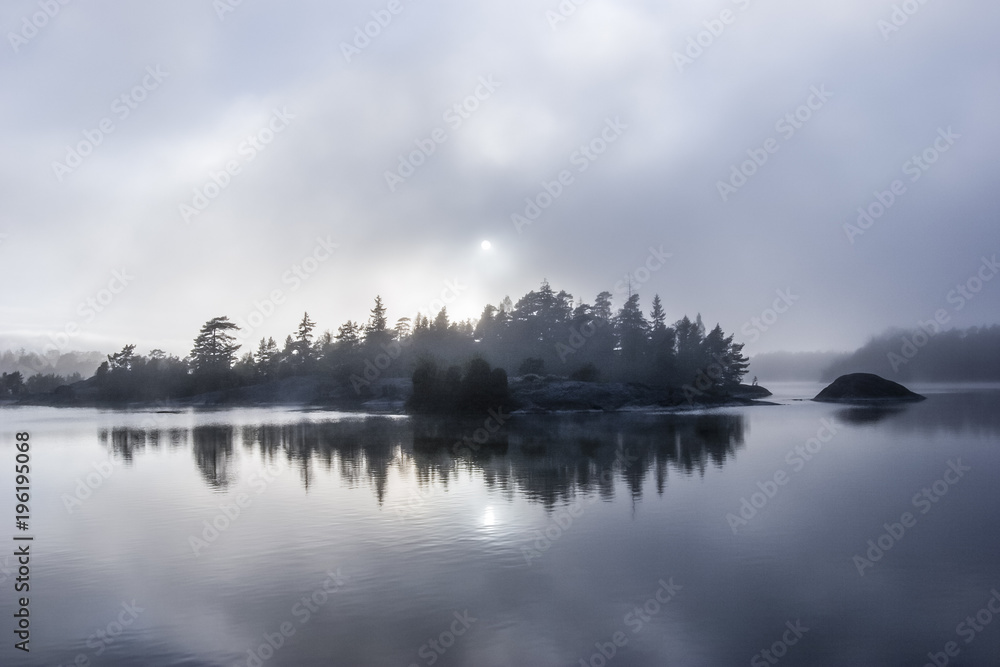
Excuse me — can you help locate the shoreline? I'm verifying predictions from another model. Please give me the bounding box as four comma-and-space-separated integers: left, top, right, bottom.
4, 376, 777, 414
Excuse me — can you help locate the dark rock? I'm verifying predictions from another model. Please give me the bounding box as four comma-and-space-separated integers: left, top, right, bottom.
813, 373, 925, 403
732, 383, 772, 399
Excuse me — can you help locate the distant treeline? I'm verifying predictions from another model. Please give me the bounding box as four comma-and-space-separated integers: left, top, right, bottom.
0, 349, 104, 378
0, 349, 103, 399
748, 351, 849, 382
822, 325, 1000, 382
2, 281, 750, 403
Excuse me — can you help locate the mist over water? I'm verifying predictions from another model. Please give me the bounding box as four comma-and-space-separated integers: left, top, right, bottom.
2, 385, 999, 666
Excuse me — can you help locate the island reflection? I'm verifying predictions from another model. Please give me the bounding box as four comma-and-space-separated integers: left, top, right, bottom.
98, 412, 747, 506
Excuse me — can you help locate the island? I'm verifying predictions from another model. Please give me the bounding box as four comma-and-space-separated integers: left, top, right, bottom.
3, 281, 777, 413
812, 373, 925, 403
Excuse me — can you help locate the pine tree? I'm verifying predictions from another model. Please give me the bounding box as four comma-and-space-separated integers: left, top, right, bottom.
282, 335, 296, 366
335, 321, 361, 349
294, 312, 316, 367
255, 337, 279, 377
433, 307, 450, 332
593, 291, 613, 322
615, 293, 649, 374
314, 330, 333, 356
107, 344, 136, 372
365, 296, 391, 346
394, 317, 412, 340
650, 294, 666, 333
474, 305, 498, 342
190, 316, 241, 374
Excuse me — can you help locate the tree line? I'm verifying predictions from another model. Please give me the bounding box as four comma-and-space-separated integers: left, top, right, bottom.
4, 281, 751, 403
822, 324, 1000, 381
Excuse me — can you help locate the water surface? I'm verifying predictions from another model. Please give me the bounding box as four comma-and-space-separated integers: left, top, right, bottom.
2, 384, 999, 666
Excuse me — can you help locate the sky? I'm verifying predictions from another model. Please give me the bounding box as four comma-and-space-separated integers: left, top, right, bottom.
1, 0, 998, 360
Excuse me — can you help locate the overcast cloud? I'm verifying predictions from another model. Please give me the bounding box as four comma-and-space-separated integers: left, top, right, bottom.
1, 0, 998, 358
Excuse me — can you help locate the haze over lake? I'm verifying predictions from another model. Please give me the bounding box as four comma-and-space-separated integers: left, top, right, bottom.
2, 383, 999, 666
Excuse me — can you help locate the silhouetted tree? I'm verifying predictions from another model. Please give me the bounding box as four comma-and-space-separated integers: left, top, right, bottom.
1, 371, 24, 398
255, 337, 280, 379
593, 291, 613, 322
432, 307, 450, 332
107, 344, 136, 372
394, 317, 411, 340
674, 315, 706, 385
615, 293, 649, 377
650, 295, 666, 333
191, 317, 241, 374
365, 296, 391, 347
335, 321, 361, 349
291, 312, 316, 370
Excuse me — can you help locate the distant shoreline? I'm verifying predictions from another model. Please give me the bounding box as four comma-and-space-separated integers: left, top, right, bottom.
6, 376, 777, 414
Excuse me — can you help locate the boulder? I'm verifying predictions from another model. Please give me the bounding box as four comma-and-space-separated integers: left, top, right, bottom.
813, 373, 924, 403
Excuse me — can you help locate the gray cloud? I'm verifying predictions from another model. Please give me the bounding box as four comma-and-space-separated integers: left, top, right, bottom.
2, 0, 998, 357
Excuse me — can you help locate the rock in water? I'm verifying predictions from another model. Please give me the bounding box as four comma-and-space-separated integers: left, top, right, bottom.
813, 373, 925, 403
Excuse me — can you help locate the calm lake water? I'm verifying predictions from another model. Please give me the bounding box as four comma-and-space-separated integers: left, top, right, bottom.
2, 383, 1000, 666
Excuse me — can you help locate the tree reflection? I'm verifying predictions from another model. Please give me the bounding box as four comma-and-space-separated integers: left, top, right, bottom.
200, 414, 745, 505
192, 425, 235, 490
100, 413, 748, 505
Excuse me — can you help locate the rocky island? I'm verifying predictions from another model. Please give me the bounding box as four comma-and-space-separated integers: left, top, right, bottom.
813, 373, 925, 403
